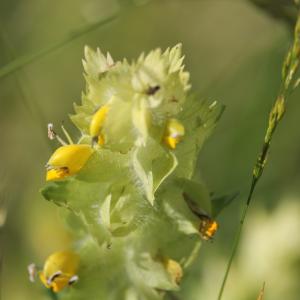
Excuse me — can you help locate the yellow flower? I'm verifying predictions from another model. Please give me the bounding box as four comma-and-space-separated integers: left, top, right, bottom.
89, 105, 110, 145
39, 251, 80, 293
163, 119, 185, 149
164, 258, 183, 285
46, 144, 94, 181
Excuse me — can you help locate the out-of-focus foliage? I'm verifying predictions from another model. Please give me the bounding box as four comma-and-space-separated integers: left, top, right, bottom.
1, 1, 300, 300
187, 199, 300, 300
250, 0, 298, 29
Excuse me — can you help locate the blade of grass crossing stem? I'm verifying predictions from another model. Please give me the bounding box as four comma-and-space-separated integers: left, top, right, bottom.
0, 14, 117, 79
217, 8, 300, 300
0, 25, 53, 150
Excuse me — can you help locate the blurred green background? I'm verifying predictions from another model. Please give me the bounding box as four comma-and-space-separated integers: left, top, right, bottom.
1, 1, 300, 299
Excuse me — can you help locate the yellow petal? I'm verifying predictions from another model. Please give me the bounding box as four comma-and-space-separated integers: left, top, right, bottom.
164, 136, 177, 149
39, 272, 50, 289
43, 251, 80, 277
90, 105, 110, 140
46, 144, 94, 181
40, 251, 80, 292
164, 258, 183, 285
163, 119, 185, 149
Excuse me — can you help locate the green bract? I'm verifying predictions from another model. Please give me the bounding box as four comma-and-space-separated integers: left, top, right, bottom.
41, 44, 224, 300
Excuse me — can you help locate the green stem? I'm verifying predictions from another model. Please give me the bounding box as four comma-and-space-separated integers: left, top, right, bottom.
217, 178, 257, 300
0, 14, 117, 79
217, 7, 300, 300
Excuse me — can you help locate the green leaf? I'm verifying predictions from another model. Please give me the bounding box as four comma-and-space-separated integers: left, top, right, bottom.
41, 178, 109, 210
128, 252, 178, 292
161, 186, 199, 236
77, 149, 130, 182
41, 181, 69, 207
132, 138, 177, 205
132, 96, 151, 145
174, 98, 225, 178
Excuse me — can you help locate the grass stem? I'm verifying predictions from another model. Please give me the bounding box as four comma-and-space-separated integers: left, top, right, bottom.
217, 7, 300, 300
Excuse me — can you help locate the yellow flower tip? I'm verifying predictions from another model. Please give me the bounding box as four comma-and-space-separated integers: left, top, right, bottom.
40, 251, 80, 293
164, 258, 183, 285
199, 217, 218, 240
163, 119, 185, 149
46, 144, 94, 181
164, 137, 177, 149
90, 105, 110, 143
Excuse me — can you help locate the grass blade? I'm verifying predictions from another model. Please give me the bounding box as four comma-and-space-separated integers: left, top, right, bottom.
217, 6, 300, 300
0, 14, 117, 79
0, 25, 54, 149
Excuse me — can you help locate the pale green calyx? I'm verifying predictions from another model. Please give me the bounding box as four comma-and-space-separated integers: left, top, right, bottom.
40, 44, 225, 300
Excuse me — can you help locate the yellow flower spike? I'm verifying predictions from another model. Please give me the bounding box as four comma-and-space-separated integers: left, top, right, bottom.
39, 250, 80, 293
163, 118, 185, 149
164, 258, 183, 285
46, 144, 94, 181
89, 105, 110, 145
199, 216, 218, 241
